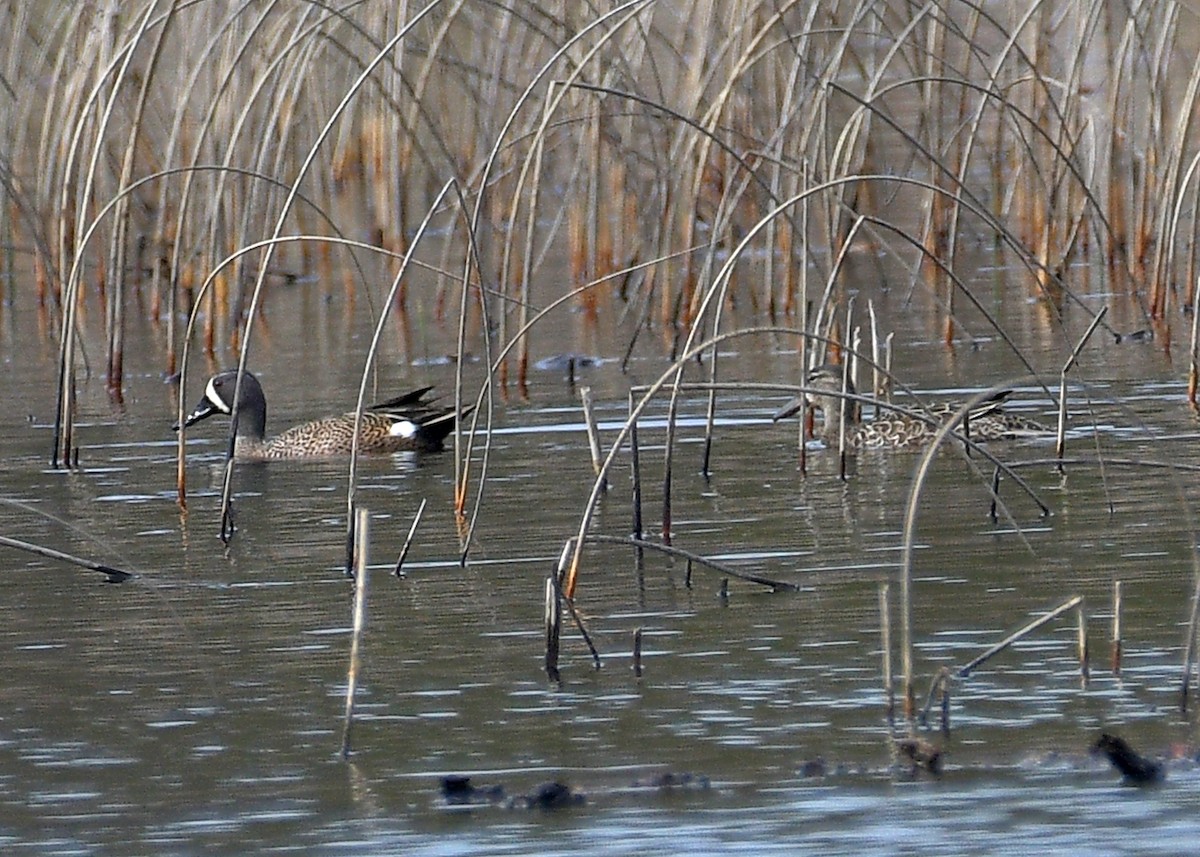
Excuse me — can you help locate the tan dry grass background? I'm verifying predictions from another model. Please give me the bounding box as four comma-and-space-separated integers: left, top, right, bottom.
1, 2, 1199, 457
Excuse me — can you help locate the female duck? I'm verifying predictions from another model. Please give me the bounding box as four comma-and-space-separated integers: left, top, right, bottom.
774, 364, 1047, 451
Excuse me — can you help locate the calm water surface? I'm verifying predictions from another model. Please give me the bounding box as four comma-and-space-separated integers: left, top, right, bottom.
3, 287, 1200, 855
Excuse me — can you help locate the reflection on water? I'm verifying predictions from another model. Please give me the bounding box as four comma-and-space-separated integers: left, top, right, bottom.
4, 301, 1200, 853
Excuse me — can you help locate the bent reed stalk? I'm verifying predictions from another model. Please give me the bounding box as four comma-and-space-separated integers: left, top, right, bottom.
8, 3, 1200, 712
15, 4, 1194, 432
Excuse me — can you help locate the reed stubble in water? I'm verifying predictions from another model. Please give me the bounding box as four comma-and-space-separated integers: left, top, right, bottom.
958, 596, 1085, 679
341, 507, 370, 759
1112, 580, 1123, 675
544, 573, 561, 683
879, 582, 894, 725
579, 386, 607, 493
393, 498, 427, 578
0, 534, 133, 583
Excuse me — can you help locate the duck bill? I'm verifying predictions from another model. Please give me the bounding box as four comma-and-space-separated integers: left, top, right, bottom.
174, 397, 220, 431
772, 396, 805, 422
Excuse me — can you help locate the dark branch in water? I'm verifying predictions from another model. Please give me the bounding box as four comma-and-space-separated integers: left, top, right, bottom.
0, 535, 134, 583
583, 533, 799, 592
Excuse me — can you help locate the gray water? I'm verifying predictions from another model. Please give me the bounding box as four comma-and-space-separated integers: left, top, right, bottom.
4, 285, 1200, 855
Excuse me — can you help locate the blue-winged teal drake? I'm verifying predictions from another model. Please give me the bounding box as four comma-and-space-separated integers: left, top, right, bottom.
773, 364, 1048, 451
176, 370, 463, 459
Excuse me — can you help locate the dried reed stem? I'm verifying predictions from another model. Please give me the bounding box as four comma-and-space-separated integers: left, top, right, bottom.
1077, 602, 1090, 685
958, 596, 1083, 678
879, 581, 894, 725
988, 466, 1002, 523
579, 386, 607, 492
544, 574, 561, 683
583, 532, 797, 592
629, 391, 643, 543
868, 301, 882, 397
1111, 580, 1122, 675
393, 498, 427, 578
900, 384, 1067, 717
0, 535, 133, 583
340, 507, 370, 759
836, 359, 849, 481
918, 667, 951, 737
660, 394, 675, 547
546, 539, 602, 678
1185, 574, 1200, 711
1057, 306, 1109, 470
347, 179, 460, 571
1190, 280, 1200, 410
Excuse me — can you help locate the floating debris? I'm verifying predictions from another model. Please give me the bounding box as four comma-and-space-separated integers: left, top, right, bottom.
411, 353, 481, 366
798, 758, 827, 778
534, 353, 604, 373
893, 737, 943, 779
1092, 733, 1164, 785
439, 776, 584, 810
514, 781, 585, 811
630, 771, 711, 791
1116, 329, 1153, 343
440, 775, 506, 806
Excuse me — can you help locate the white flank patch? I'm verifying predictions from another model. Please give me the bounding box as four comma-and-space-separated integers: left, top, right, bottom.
206, 376, 233, 413
390, 419, 418, 439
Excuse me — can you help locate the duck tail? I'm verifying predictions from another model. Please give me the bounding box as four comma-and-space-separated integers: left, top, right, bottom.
968, 389, 1013, 420
369, 385, 437, 411
412, 403, 476, 451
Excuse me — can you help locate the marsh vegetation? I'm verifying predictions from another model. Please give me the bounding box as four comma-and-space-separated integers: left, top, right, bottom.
5, 2, 1200, 852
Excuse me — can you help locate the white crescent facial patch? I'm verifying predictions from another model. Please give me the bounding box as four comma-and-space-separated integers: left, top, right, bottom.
206, 376, 233, 413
